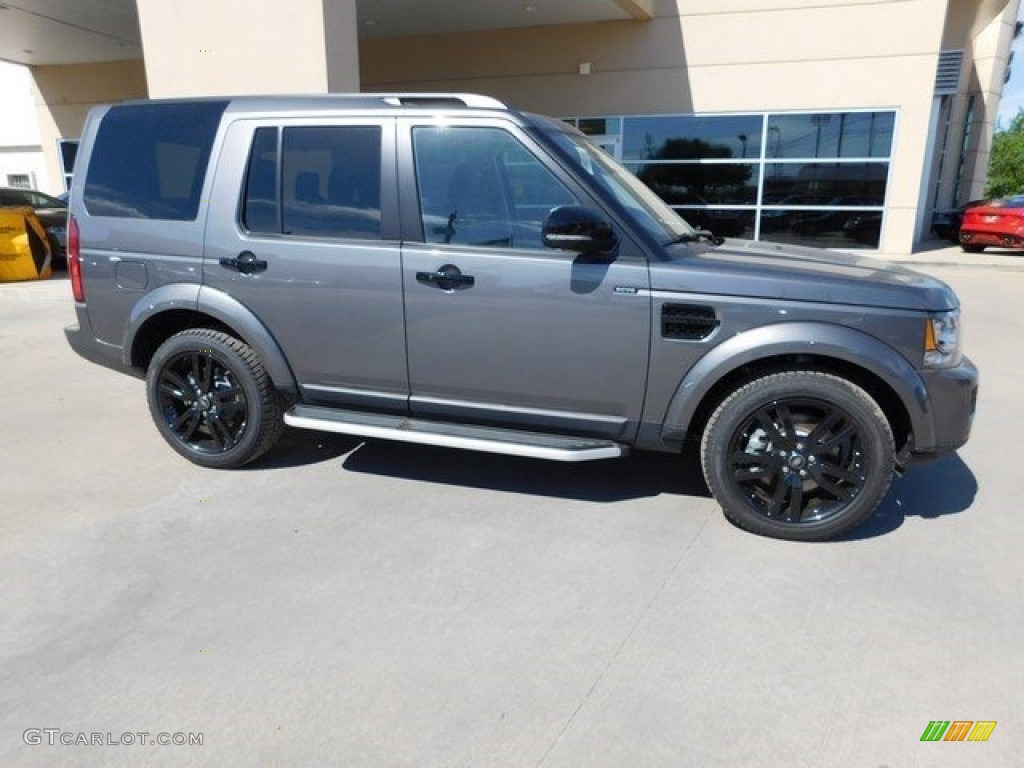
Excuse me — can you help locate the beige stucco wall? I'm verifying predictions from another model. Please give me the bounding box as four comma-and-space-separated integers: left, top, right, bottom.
29, 59, 148, 193
136, 0, 358, 97
360, 0, 1018, 253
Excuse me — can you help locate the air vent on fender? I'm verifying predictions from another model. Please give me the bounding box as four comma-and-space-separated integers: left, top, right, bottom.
661, 304, 719, 340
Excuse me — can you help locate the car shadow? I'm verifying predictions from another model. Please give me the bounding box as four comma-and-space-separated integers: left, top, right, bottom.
336, 438, 711, 504
255, 432, 976, 538
839, 453, 977, 540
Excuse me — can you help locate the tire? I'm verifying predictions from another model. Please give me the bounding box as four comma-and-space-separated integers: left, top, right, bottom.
961, 244, 984, 253
146, 329, 284, 468
701, 371, 895, 541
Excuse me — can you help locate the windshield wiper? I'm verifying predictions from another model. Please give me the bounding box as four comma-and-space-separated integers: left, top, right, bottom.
665, 229, 725, 247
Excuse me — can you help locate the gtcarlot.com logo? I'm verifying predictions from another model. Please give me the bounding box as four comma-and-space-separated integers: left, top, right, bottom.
23, 729, 203, 747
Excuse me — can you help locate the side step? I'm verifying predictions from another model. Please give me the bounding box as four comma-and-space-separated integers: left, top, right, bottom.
283, 404, 628, 462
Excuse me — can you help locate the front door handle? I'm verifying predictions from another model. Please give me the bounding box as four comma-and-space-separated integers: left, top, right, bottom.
416, 264, 475, 292
220, 250, 268, 275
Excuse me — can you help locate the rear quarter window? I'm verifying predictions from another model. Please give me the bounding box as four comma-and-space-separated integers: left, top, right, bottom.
83, 101, 228, 220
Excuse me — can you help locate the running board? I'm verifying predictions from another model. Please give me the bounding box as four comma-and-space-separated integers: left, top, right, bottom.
284, 404, 628, 462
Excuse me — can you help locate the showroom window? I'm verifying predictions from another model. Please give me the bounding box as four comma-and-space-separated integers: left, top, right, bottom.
566, 109, 895, 249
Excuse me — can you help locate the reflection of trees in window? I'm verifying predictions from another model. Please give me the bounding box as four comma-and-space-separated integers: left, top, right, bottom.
634, 136, 754, 205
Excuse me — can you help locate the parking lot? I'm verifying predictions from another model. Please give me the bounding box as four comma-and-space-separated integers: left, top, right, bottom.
1, 258, 1022, 767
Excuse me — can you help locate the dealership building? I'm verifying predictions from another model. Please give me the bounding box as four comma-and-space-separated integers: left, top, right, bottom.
0, 0, 1019, 254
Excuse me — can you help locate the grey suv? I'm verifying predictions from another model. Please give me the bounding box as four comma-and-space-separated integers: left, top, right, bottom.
65, 94, 978, 541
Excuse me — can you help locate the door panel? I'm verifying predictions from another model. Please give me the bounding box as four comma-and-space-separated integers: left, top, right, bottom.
401, 121, 650, 440
203, 119, 408, 411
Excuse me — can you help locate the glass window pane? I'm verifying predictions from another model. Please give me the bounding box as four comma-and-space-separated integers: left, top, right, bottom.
83, 101, 227, 220
674, 208, 754, 239
626, 162, 758, 205
242, 127, 279, 233
412, 126, 580, 250
623, 115, 763, 160
281, 126, 382, 240
759, 209, 882, 248
762, 162, 888, 206
766, 112, 894, 159
578, 118, 612, 136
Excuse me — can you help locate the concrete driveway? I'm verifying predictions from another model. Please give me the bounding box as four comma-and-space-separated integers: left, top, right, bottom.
1, 261, 1021, 767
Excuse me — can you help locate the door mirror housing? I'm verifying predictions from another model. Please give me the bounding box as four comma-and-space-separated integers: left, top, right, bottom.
542, 206, 618, 258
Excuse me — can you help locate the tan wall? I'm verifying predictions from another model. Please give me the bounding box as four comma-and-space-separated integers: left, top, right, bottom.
135, 0, 359, 98
29, 60, 147, 192
361, 0, 956, 252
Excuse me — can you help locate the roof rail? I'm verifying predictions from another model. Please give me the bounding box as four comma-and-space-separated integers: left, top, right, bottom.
376, 93, 506, 109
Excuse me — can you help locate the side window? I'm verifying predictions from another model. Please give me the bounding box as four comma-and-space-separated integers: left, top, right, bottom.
242, 127, 279, 233
281, 125, 382, 240
83, 101, 227, 220
412, 126, 579, 250
241, 125, 382, 239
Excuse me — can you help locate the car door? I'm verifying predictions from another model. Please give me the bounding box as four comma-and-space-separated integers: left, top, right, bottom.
204, 117, 409, 412
398, 119, 650, 441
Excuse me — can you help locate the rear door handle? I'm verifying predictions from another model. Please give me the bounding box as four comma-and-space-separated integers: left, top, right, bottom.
416, 264, 475, 292
220, 250, 268, 275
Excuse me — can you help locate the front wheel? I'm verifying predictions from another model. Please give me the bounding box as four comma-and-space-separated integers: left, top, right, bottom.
961, 243, 985, 253
701, 372, 895, 541
146, 329, 284, 468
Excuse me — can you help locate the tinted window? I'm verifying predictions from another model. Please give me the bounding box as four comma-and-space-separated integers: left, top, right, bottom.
626, 162, 758, 205
242, 127, 279, 233
83, 101, 227, 220
412, 126, 579, 250
280, 126, 382, 240
623, 115, 763, 160
763, 163, 888, 205
766, 112, 894, 159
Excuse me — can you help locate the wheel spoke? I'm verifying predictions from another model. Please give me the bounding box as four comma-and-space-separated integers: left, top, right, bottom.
730, 452, 779, 482
171, 407, 195, 430
765, 478, 788, 517
753, 409, 791, 450
159, 370, 190, 402
805, 409, 843, 447
178, 409, 201, 441
206, 412, 237, 450
775, 402, 797, 445
813, 421, 857, 453
784, 482, 804, 522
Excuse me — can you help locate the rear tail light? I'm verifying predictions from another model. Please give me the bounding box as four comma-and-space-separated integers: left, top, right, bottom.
68, 215, 84, 302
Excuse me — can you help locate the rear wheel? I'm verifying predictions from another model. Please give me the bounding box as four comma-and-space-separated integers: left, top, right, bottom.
146, 329, 284, 468
961, 243, 985, 253
701, 371, 894, 541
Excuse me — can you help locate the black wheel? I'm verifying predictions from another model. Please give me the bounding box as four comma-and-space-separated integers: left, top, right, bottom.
701, 372, 895, 541
961, 244, 984, 253
146, 329, 284, 468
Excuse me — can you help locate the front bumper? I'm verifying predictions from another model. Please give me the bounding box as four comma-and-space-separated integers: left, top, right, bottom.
908, 355, 978, 463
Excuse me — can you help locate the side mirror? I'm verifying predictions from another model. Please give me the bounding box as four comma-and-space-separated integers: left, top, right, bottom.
542, 206, 618, 258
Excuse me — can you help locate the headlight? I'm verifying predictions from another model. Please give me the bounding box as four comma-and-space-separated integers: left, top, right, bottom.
923, 309, 961, 368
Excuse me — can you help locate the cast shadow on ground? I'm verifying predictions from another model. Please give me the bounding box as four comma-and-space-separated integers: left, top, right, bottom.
337, 437, 711, 504
255, 431, 976, 538
840, 452, 977, 540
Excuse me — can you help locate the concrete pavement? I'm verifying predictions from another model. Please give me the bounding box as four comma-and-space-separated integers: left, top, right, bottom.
0, 264, 1020, 767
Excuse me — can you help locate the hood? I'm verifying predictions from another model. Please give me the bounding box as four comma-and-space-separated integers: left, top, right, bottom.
650, 239, 957, 312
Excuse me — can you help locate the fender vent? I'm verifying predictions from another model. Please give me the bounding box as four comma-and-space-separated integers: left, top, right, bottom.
662, 304, 719, 340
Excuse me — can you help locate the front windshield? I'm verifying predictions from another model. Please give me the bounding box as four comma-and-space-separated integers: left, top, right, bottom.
537, 120, 695, 243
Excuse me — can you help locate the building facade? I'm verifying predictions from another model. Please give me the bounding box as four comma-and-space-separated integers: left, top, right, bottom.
4, 0, 1019, 254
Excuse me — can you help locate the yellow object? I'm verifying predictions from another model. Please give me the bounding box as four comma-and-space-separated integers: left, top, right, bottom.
0, 207, 53, 281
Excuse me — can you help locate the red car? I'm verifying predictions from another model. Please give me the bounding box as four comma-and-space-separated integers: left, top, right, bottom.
959, 195, 1024, 252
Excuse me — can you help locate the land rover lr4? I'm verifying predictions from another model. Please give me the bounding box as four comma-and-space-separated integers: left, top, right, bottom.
65, 94, 978, 541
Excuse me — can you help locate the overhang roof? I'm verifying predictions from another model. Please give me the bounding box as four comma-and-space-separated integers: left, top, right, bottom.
0, 0, 653, 67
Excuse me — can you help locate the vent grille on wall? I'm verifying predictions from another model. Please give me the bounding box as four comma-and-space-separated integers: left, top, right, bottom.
935, 50, 964, 96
